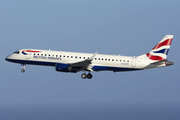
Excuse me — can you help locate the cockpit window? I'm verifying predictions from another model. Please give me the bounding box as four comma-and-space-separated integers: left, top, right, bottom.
13, 51, 19, 54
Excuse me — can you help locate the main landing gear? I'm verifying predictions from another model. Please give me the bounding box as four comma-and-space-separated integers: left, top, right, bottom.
21, 64, 26, 73
81, 71, 93, 79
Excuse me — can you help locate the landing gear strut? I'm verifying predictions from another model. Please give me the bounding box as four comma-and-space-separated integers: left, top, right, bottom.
81, 71, 93, 79
21, 64, 26, 73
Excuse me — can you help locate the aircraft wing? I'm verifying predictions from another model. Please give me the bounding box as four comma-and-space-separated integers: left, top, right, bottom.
70, 52, 97, 71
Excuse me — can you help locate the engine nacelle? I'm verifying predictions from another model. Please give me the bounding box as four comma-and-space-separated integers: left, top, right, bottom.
55, 63, 77, 73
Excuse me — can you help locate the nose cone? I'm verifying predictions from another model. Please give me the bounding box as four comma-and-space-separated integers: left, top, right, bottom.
5, 56, 9, 61
5, 55, 11, 62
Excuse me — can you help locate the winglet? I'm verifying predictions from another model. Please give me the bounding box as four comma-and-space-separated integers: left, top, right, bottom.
89, 52, 97, 60
70, 52, 97, 71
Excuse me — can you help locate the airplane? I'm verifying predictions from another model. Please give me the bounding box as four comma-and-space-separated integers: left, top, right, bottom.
5, 35, 174, 79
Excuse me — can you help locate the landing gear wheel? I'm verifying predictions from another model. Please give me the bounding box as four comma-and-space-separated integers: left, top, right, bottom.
21, 64, 26, 73
21, 69, 25, 73
81, 73, 87, 79
87, 74, 92, 79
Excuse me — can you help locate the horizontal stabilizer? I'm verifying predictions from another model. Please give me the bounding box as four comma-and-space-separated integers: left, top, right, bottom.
150, 59, 174, 66
150, 59, 167, 65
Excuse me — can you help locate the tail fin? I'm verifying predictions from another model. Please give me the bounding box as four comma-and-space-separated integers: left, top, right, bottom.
138, 35, 173, 61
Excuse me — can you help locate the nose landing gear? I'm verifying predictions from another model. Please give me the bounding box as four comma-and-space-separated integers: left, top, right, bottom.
21, 69, 25, 73
21, 64, 26, 73
81, 71, 93, 79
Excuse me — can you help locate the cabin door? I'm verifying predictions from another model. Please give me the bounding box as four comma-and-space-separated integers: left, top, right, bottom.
25, 50, 31, 59
131, 57, 136, 67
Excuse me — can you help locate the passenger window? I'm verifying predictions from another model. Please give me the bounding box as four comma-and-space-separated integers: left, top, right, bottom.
127, 60, 129, 62
41, 54, 43, 56
75, 56, 77, 58
112, 59, 114, 61
71, 56, 73, 58
45, 54, 47, 56
79, 57, 81, 59
108, 59, 110, 61
102, 58, 103, 60
124, 60, 125, 62
95, 58, 97, 60
49, 54, 50, 56
67, 56, 69, 58
34, 53, 36, 55
56, 55, 58, 57
105, 59, 107, 61
120, 60, 121, 62
84, 57, 86, 59
37, 54, 39, 56
98, 58, 100, 60
60, 55, 61, 57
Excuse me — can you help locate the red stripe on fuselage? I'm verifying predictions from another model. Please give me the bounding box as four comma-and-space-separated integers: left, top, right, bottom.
146, 53, 163, 61
152, 38, 172, 50
22, 50, 41, 53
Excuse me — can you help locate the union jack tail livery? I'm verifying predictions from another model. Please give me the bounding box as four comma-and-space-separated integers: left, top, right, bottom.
146, 35, 173, 61
138, 35, 173, 62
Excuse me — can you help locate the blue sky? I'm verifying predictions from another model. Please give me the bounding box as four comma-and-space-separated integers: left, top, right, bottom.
1, 0, 180, 108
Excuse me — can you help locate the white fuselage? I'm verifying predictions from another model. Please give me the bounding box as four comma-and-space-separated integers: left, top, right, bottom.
6, 49, 166, 72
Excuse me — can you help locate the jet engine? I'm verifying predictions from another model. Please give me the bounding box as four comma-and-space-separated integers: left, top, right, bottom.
55, 63, 77, 73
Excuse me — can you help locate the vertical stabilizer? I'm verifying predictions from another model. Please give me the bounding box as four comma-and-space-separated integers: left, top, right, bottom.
138, 35, 173, 61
